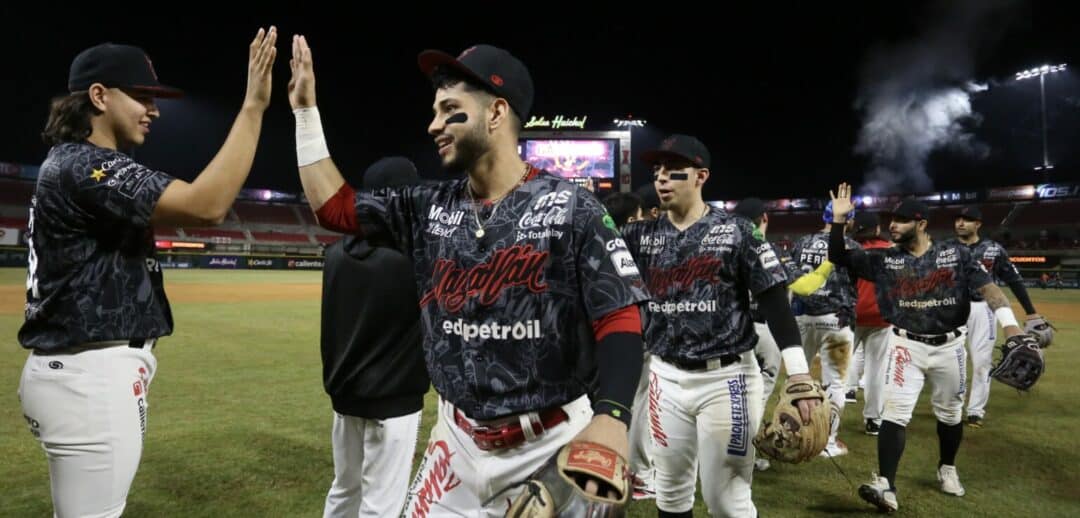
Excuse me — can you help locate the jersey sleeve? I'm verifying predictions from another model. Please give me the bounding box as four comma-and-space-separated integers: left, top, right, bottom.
960, 245, 993, 289
573, 190, 650, 320
618, 220, 645, 263
354, 185, 428, 253
737, 218, 789, 295
992, 243, 1023, 284
65, 150, 175, 227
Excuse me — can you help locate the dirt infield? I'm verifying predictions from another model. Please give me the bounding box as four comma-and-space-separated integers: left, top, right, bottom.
0, 282, 321, 315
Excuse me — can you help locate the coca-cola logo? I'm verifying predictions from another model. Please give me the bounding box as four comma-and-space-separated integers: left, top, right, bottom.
420, 245, 549, 312
518, 206, 568, 229
647, 256, 724, 296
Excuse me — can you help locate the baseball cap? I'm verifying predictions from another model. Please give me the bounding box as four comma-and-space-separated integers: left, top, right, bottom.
852, 211, 879, 234
734, 197, 767, 220
955, 206, 982, 221
636, 184, 660, 210
418, 44, 534, 120
883, 199, 929, 221
362, 156, 420, 190
68, 43, 182, 98
640, 134, 711, 169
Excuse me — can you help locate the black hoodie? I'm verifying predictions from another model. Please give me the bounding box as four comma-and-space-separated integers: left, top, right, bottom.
320, 236, 429, 418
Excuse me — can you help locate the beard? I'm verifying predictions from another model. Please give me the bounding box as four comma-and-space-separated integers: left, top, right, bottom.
443, 123, 490, 174
892, 226, 918, 247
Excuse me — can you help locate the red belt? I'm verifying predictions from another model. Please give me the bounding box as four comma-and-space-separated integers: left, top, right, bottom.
453, 406, 568, 451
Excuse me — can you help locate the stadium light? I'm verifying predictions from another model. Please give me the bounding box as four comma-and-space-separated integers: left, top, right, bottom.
1015, 63, 1067, 170
613, 118, 647, 128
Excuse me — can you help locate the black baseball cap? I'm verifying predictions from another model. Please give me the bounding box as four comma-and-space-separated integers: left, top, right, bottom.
734, 197, 767, 220
884, 199, 929, 221
68, 43, 182, 98
640, 134, 711, 169
852, 211, 880, 234
418, 44, 534, 120
362, 156, 420, 190
635, 184, 660, 209
955, 206, 982, 221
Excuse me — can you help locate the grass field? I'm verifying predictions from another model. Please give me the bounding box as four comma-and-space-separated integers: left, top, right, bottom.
1, 268, 1078, 517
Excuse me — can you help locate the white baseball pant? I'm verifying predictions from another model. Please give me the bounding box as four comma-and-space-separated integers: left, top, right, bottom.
964, 301, 996, 419
753, 322, 781, 407
847, 338, 865, 391
401, 395, 591, 518
324, 410, 422, 518
649, 352, 763, 517
854, 325, 891, 423
881, 330, 968, 427
628, 353, 654, 483
18, 341, 157, 518
796, 314, 854, 443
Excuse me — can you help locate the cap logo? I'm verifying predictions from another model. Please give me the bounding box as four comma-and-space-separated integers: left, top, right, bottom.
490, 74, 504, 86
695, 155, 703, 165
661, 137, 676, 150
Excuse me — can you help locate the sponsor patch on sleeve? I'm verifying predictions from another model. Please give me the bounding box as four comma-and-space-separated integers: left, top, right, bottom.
611, 249, 640, 277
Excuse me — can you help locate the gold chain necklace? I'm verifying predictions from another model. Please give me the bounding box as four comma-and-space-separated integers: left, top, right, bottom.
466, 163, 531, 239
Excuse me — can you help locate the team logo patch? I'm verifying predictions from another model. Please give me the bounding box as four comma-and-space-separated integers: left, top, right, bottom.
602, 213, 617, 231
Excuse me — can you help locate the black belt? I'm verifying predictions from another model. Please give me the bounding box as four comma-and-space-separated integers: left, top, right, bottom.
663, 353, 741, 371
892, 327, 962, 346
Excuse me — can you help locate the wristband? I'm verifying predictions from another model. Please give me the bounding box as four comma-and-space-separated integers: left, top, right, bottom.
294, 106, 330, 167
781, 346, 810, 376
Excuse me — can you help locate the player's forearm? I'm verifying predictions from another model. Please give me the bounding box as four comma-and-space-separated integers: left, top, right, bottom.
757, 284, 809, 375
188, 105, 265, 222
789, 260, 833, 296
1006, 279, 1038, 315
591, 305, 644, 428
294, 106, 346, 211
978, 283, 1022, 337
828, 223, 850, 267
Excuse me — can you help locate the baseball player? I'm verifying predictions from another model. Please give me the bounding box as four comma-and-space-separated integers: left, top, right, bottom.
947, 206, 1047, 427
601, 189, 655, 499
320, 157, 430, 518
845, 211, 893, 436
17, 30, 277, 517
621, 135, 819, 518
790, 202, 862, 457
828, 184, 1029, 512
734, 197, 835, 472
288, 37, 648, 517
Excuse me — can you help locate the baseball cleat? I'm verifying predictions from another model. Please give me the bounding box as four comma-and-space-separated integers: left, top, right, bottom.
858, 474, 898, 513
966, 415, 983, 428
754, 457, 771, 472
819, 438, 849, 458
845, 390, 857, 403
937, 465, 966, 497
865, 419, 880, 436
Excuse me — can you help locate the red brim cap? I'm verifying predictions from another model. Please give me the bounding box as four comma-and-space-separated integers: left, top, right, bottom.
129, 84, 184, 99
418, 50, 485, 86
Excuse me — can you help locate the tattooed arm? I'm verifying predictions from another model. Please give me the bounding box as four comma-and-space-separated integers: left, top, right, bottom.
977, 283, 1023, 338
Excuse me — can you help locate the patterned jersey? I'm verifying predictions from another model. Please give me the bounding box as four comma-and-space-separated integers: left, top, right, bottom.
354, 169, 648, 420
19, 142, 176, 351
621, 209, 789, 362
791, 231, 860, 322
845, 239, 992, 335
750, 245, 802, 323
943, 237, 1023, 301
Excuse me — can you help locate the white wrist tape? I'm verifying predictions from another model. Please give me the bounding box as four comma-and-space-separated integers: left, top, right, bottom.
781, 346, 810, 376
994, 306, 1019, 330
294, 106, 330, 167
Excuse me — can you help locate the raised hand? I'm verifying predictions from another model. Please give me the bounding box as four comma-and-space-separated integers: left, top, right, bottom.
829, 182, 856, 222
289, 35, 317, 109
244, 26, 278, 111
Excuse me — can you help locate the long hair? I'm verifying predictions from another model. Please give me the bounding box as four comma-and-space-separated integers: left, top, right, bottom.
41, 92, 101, 146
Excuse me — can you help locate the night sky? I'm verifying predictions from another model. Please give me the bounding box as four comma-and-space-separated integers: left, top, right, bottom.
4, 2, 1079, 201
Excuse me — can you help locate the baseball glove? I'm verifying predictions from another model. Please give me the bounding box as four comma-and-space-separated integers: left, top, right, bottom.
753, 378, 830, 463
990, 334, 1045, 391
504, 441, 629, 518
1024, 316, 1054, 348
